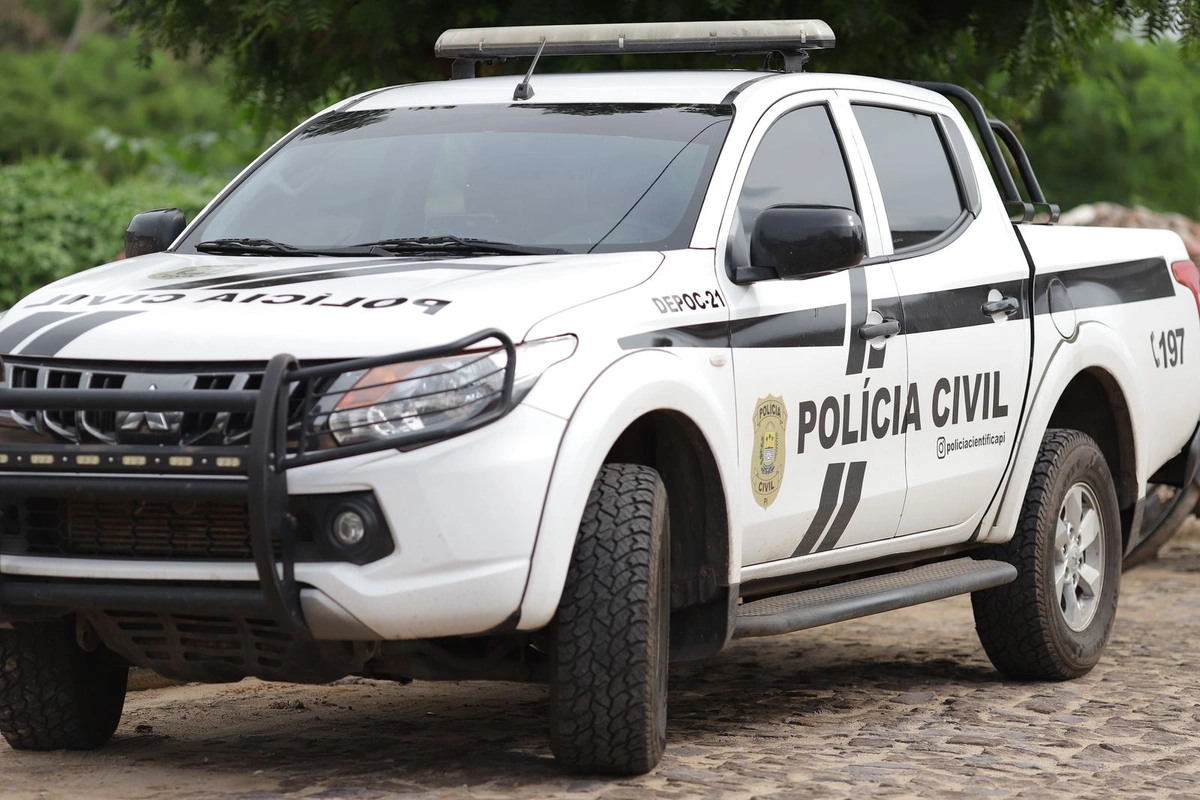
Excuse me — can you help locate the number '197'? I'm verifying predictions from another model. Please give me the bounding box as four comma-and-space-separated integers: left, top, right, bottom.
1151, 328, 1185, 368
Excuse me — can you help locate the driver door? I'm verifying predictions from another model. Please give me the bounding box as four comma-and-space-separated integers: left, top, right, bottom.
718, 96, 910, 568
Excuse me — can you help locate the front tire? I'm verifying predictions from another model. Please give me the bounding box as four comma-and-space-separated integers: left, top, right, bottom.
972, 430, 1121, 680
549, 463, 670, 775
0, 619, 129, 750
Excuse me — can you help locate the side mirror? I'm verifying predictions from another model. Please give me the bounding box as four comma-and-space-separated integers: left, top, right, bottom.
125, 208, 187, 259
748, 205, 866, 281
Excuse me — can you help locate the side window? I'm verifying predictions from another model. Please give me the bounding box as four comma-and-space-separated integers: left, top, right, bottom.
853, 105, 965, 251
729, 104, 856, 268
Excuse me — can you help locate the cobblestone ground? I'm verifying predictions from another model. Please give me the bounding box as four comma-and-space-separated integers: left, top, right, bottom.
4, 530, 1200, 799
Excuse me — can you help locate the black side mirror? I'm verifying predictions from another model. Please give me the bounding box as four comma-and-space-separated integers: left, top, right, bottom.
747, 205, 866, 281
125, 208, 187, 259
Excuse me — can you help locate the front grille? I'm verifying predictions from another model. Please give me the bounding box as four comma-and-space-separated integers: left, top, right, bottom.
9, 364, 128, 443
1, 359, 331, 449
0, 497, 287, 560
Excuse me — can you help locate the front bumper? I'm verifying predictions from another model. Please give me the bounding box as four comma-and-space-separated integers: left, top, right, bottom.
0, 330, 567, 641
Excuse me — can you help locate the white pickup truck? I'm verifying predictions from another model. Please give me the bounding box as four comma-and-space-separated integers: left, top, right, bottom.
3, 20, 1200, 776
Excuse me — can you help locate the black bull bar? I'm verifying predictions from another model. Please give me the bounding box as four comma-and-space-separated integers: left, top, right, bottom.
0, 329, 516, 632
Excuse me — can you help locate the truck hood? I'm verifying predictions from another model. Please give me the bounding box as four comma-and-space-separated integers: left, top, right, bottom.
0, 251, 663, 362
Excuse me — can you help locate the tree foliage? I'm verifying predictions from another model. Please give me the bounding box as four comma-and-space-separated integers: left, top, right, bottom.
113, 0, 1200, 122
0, 32, 261, 173
0, 0, 80, 49
1023, 38, 1200, 218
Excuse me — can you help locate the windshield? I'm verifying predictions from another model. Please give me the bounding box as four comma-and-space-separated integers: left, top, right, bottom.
179, 103, 733, 255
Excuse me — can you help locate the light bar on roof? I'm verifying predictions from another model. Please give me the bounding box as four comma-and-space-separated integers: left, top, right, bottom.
434, 20, 836, 61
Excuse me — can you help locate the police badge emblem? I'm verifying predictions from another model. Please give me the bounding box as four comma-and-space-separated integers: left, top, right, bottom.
751, 395, 787, 508
148, 265, 242, 280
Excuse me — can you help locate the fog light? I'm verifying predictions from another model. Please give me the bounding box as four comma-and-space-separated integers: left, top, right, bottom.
333, 510, 366, 547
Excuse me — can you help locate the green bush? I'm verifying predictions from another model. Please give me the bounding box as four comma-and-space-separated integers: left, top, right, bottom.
0, 156, 224, 309
0, 33, 266, 179
1023, 38, 1200, 218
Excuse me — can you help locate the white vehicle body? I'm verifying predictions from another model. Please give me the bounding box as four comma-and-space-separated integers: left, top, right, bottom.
2, 68, 1199, 675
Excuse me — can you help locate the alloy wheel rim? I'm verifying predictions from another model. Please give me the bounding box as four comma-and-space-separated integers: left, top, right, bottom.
1054, 482, 1105, 632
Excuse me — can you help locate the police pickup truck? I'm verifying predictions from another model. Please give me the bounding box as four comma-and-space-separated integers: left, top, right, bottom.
3, 20, 1200, 776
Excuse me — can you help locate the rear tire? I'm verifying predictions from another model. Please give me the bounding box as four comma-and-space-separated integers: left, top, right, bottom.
0, 619, 129, 750
972, 430, 1121, 680
549, 463, 670, 775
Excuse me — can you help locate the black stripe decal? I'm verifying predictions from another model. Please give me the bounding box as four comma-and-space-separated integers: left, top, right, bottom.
791, 462, 844, 558
0, 312, 81, 355
887, 279, 1027, 335
617, 320, 728, 350
815, 461, 867, 553
845, 268, 868, 375
17, 312, 143, 357
619, 257, 1173, 351
219, 260, 517, 290
152, 257, 526, 291
866, 341, 886, 370
150, 259, 397, 290
618, 304, 844, 350
732, 304, 845, 348
1034, 257, 1174, 313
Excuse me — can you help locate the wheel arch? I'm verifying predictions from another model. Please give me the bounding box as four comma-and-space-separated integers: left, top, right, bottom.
517, 350, 739, 647
1047, 368, 1138, 510
1047, 367, 1140, 552
603, 409, 737, 660
985, 327, 1146, 549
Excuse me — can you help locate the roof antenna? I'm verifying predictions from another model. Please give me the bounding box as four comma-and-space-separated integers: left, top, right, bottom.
513, 37, 547, 101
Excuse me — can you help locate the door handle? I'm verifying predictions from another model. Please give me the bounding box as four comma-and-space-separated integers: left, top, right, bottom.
858, 319, 901, 340
982, 296, 1020, 317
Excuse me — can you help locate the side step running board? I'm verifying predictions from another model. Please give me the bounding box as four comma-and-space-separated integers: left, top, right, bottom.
733, 557, 1016, 639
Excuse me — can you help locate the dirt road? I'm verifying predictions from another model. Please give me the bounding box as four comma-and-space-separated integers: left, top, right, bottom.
4, 529, 1200, 799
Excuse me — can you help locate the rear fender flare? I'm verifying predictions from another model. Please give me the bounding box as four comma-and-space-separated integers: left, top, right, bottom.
983, 321, 1145, 543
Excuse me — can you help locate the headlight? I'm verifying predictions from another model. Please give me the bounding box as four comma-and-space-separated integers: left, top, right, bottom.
326, 335, 576, 446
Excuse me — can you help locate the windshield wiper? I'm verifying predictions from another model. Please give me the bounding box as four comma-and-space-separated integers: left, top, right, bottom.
196, 235, 564, 258
195, 238, 325, 257
355, 235, 565, 256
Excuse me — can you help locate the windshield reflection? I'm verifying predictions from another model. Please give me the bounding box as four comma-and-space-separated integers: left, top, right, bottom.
181, 104, 733, 256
